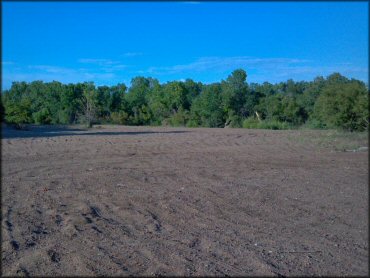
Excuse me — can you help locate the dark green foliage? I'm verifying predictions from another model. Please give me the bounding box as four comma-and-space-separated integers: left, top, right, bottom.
167, 107, 189, 127
189, 83, 225, 127
109, 83, 127, 112
312, 79, 369, 131
79, 82, 99, 127
4, 96, 32, 127
1, 71, 368, 131
0, 92, 6, 123
221, 69, 248, 120
32, 108, 52, 124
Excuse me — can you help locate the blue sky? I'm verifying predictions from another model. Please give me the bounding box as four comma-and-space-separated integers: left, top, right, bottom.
2, 1, 368, 89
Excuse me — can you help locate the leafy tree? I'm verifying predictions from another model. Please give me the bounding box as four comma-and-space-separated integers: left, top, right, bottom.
0, 93, 5, 123
97, 85, 111, 119
221, 69, 248, 117
109, 83, 127, 112
313, 81, 369, 131
126, 77, 157, 124
58, 83, 84, 124
326, 72, 349, 85
243, 90, 263, 118
189, 83, 225, 127
33, 107, 52, 124
1, 71, 368, 131
183, 79, 202, 109
79, 82, 98, 127
4, 96, 32, 128
162, 81, 187, 113
126, 77, 151, 110
147, 83, 168, 124
296, 76, 325, 119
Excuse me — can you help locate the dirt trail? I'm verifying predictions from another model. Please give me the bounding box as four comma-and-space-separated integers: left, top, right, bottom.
1, 125, 368, 276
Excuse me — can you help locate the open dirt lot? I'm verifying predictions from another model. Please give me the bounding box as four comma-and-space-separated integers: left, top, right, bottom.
1, 125, 368, 276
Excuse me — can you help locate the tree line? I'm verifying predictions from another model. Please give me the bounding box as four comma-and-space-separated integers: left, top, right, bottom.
1, 69, 368, 131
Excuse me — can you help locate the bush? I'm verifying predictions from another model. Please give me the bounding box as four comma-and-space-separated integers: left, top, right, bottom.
302, 118, 326, 129
110, 111, 129, 125
242, 117, 290, 130
258, 120, 290, 130
5, 98, 32, 126
312, 82, 369, 131
32, 108, 52, 124
186, 119, 199, 128
167, 108, 189, 127
242, 117, 260, 128
227, 114, 243, 128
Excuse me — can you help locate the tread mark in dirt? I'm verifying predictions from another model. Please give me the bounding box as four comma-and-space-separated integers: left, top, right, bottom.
147, 210, 162, 232
92, 226, 103, 234
48, 250, 61, 263
25, 239, 36, 248
5, 207, 13, 232
32, 225, 48, 235
55, 215, 63, 225
16, 267, 30, 277
189, 238, 201, 249
10, 240, 20, 251
85, 216, 93, 224
82, 213, 94, 223
104, 218, 132, 236
273, 271, 286, 278
5, 206, 21, 251
5, 220, 13, 231
97, 246, 129, 272
90, 206, 102, 218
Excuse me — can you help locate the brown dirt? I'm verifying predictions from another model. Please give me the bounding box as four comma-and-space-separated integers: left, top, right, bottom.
1, 125, 368, 276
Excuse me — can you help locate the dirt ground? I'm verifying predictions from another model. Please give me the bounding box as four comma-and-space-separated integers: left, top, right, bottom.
1, 125, 368, 276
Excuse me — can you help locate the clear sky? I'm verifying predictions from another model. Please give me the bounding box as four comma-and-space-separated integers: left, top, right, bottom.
2, 1, 368, 89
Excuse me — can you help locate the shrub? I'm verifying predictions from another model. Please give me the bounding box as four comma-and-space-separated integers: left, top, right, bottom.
186, 119, 199, 128
32, 108, 52, 124
110, 111, 129, 125
302, 118, 326, 129
5, 98, 32, 127
258, 119, 290, 130
312, 82, 369, 131
167, 108, 189, 127
242, 117, 260, 128
227, 114, 243, 128
242, 117, 290, 130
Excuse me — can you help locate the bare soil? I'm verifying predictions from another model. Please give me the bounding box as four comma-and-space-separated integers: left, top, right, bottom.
1, 125, 368, 276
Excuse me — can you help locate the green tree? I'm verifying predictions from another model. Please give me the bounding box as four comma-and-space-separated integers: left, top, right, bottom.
58, 83, 84, 124
162, 81, 187, 113
221, 69, 248, 126
97, 86, 111, 120
126, 77, 157, 125
1, 70, 368, 131
183, 79, 202, 109
4, 97, 32, 128
109, 83, 127, 112
313, 81, 369, 131
189, 83, 225, 127
79, 82, 98, 127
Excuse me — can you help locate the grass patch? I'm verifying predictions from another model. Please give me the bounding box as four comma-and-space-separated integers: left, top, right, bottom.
289, 129, 368, 152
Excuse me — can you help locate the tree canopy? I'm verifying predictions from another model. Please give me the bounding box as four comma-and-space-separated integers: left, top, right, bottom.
1, 70, 368, 131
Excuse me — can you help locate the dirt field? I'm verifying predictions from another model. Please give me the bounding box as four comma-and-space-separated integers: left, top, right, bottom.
1, 125, 368, 276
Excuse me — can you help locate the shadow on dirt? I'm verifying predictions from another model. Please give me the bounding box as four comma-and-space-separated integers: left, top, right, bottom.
1, 125, 189, 139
